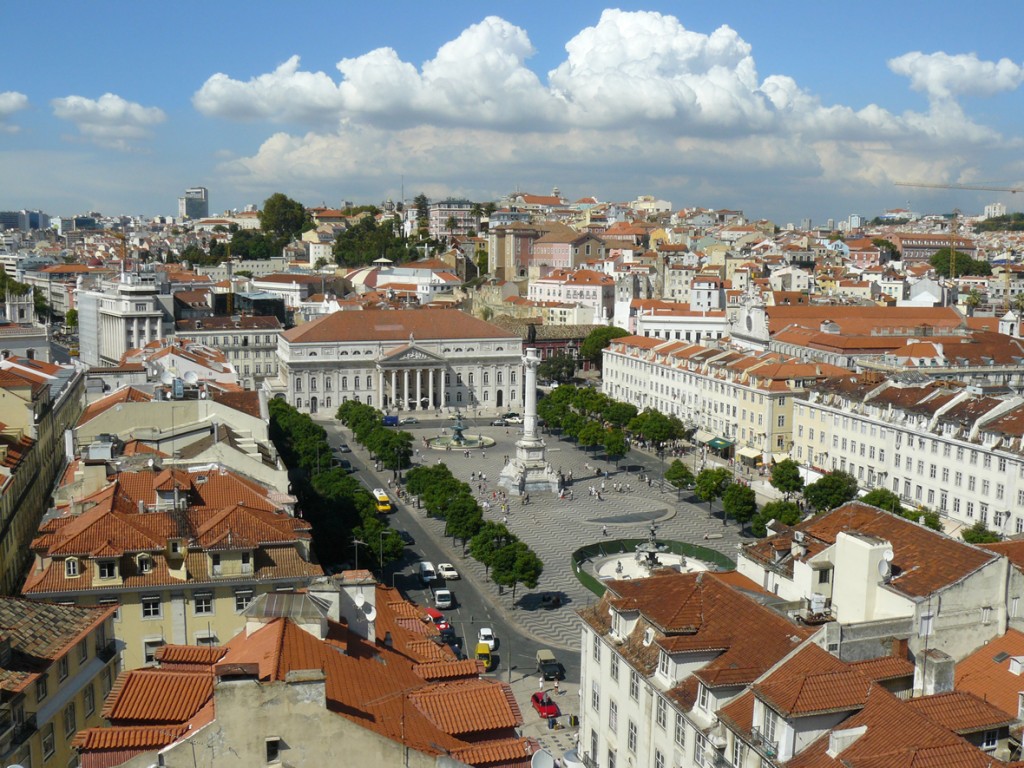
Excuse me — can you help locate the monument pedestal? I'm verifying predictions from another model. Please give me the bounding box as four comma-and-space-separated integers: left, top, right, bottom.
499, 436, 560, 496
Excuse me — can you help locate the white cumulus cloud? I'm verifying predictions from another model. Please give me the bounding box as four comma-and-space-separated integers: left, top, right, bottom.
193, 55, 346, 124
0, 91, 29, 133
51, 93, 165, 150
888, 51, 1024, 99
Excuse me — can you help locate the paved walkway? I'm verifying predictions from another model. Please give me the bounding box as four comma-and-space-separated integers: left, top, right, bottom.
356, 417, 751, 652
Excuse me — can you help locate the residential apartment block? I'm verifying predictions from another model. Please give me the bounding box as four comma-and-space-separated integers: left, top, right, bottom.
792, 373, 1024, 533
602, 336, 846, 461
23, 466, 321, 670
0, 598, 117, 768
174, 315, 282, 390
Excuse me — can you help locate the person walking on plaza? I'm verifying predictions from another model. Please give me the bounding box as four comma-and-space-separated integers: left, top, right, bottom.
539, 675, 545, 692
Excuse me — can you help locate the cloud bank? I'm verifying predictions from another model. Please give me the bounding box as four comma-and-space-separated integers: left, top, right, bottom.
191, 10, 1022, 216
51, 93, 166, 150
0, 92, 29, 133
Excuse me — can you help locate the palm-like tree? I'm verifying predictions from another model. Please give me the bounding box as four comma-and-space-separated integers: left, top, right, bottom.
965, 287, 983, 316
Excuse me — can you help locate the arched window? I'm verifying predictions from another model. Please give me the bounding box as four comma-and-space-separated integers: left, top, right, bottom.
468, 373, 475, 386
342, 376, 348, 389
296, 397, 302, 409
325, 378, 332, 391
294, 378, 302, 392
365, 376, 372, 389
310, 378, 317, 391
497, 371, 503, 384
325, 397, 332, 408
483, 372, 490, 385
484, 391, 490, 401
457, 392, 463, 402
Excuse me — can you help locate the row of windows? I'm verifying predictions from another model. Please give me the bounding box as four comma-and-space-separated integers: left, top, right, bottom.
294, 370, 517, 392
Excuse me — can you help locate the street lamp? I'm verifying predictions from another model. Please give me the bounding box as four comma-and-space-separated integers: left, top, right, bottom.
379, 530, 386, 574
352, 539, 365, 570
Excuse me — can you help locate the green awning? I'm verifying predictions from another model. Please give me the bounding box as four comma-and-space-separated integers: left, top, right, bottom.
708, 437, 734, 450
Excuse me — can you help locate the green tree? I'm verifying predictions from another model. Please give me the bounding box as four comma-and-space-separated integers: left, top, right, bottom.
962, 520, 1001, 544
929, 247, 991, 278
414, 194, 430, 225
490, 541, 543, 602
695, 467, 732, 516
603, 429, 628, 466
722, 483, 758, 530
260, 193, 308, 238
770, 459, 804, 499
602, 401, 638, 429
964, 287, 983, 315
803, 471, 858, 513
578, 421, 605, 452
627, 409, 684, 448
332, 215, 412, 267
469, 521, 515, 576
860, 488, 905, 515
63, 308, 78, 328
537, 353, 577, 385
751, 500, 803, 537
445, 493, 483, 549
664, 459, 695, 489
580, 326, 630, 369
372, 430, 414, 478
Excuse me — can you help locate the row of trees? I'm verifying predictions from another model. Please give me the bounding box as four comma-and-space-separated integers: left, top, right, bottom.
336, 401, 414, 478
268, 399, 406, 569
405, 464, 543, 601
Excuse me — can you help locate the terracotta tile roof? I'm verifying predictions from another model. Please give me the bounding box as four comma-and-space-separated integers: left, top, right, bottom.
742, 502, 997, 598
0, 598, 114, 693
787, 685, 999, 768
73, 725, 186, 750
751, 645, 872, 717
410, 680, 521, 735
413, 659, 485, 680
102, 669, 213, 723
154, 644, 228, 667
907, 690, 1016, 733
282, 308, 518, 344
955, 629, 1024, 718
848, 655, 916, 682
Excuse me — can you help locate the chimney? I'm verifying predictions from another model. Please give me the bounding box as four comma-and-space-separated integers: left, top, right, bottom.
306, 578, 341, 624
826, 725, 867, 758
1009, 656, 1024, 676
334, 570, 378, 642
914, 648, 955, 695
77, 460, 109, 497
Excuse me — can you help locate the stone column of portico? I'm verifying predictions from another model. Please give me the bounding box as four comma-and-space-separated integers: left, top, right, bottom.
416, 369, 422, 410
390, 370, 397, 410
428, 368, 435, 410
377, 370, 384, 408
403, 369, 410, 410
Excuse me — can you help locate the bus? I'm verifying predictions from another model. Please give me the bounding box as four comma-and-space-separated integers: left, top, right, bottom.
372, 488, 392, 513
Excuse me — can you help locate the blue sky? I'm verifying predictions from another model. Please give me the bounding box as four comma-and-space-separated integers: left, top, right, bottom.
2, 2, 1022, 225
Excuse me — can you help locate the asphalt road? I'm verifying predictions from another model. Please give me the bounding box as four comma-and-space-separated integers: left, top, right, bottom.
322, 418, 580, 685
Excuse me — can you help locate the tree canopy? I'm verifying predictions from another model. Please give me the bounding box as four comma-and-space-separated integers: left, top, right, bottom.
803, 471, 858, 513
694, 467, 732, 514
664, 459, 695, 489
961, 520, 1001, 544
537, 353, 577, 385
260, 193, 309, 238
332, 215, 413, 267
770, 459, 804, 499
580, 326, 630, 367
929, 248, 991, 278
722, 483, 758, 530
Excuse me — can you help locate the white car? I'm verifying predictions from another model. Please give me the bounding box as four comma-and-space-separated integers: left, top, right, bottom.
434, 589, 454, 609
478, 627, 497, 651
437, 563, 460, 580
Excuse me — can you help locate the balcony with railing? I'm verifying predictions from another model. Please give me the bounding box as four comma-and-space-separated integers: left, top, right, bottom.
750, 726, 778, 761
12, 713, 36, 750
98, 639, 118, 663
580, 752, 598, 768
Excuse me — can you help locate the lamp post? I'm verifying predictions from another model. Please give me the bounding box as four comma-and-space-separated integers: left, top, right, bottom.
379, 530, 386, 574
352, 539, 365, 570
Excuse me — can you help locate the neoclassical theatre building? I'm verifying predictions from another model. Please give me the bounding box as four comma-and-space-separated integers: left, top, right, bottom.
269, 308, 525, 415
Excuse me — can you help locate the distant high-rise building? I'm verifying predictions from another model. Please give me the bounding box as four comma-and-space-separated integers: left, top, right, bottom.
826, 218, 835, 231
848, 213, 863, 229
0, 212, 20, 231
801, 218, 812, 231
984, 202, 1007, 220
178, 186, 209, 220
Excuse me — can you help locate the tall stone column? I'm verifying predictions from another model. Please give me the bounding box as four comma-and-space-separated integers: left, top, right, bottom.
403, 369, 410, 410
390, 370, 397, 409
499, 347, 559, 496
416, 369, 422, 409
428, 368, 435, 410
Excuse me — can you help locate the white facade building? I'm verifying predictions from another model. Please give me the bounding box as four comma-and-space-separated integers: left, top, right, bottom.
76, 271, 167, 366
271, 309, 523, 416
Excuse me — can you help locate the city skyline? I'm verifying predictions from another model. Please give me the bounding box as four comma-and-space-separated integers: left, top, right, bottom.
1, 1, 1022, 224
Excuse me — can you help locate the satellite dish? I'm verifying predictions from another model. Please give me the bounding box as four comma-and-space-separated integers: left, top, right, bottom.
183, 371, 199, 385
147, 458, 155, 468
531, 751, 556, 768
883, 549, 894, 563
353, 592, 366, 607
160, 370, 174, 385
363, 605, 377, 621
877, 559, 892, 582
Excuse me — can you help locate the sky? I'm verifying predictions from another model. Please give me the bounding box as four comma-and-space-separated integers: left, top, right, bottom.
2, 1, 1023, 225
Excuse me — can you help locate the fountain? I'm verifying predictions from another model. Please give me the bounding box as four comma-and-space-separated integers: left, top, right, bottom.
425, 412, 496, 451
593, 523, 712, 581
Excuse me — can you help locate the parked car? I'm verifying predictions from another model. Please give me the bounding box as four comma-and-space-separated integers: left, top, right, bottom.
536, 649, 562, 680
540, 592, 562, 609
502, 412, 523, 424
477, 627, 497, 651
400, 417, 419, 425
396, 529, 415, 545
424, 607, 453, 638
490, 418, 507, 426
335, 443, 352, 453
437, 563, 460, 580
531, 692, 560, 719
330, 457, 353, 472
434, 589, 454, 609
383, 415, 399, 427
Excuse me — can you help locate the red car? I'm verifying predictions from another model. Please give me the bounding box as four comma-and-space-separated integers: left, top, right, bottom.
531, 692, 560, 719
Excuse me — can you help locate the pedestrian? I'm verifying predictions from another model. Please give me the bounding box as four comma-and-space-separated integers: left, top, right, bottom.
597, 492, 603, 501
554, 679, 560, 694
539, 675, 545, 692
601, 481, 606, 492
503, 515, 508, 525
602, 525, 608, 536
483, 450, 487, 458
471, 471, 475, 481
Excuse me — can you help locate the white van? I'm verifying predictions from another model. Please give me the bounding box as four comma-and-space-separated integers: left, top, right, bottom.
434, 589, 454, 609
418, 561, 436, 584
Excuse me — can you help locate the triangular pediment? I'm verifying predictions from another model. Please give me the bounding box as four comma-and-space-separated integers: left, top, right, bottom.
379, 344, 446, 366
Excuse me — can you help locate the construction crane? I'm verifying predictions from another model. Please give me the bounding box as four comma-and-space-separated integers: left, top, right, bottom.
895, 181, 1023, 194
